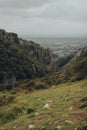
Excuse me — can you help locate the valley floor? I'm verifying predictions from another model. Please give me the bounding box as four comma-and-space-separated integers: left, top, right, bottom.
0, 79, 87, 130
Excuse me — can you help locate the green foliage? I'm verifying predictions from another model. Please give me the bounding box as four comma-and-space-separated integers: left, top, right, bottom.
10, 89, 17, 94
0, 93, 15, 106
0, 84, 7, 91
15, 47, 87, 90
78, 126, 87, 130
0, 106, 23, 124
27, 108, 35, 114
80, 103, 87, 109
27, 80, 35, 88
35, 81, 47, 89
70, 58, 87, 81
0, 29, 53, 89
0, 112, 16, 124
55, 48, 87, 83
0, 79, 87, 129
80, 97, 87, 102
56, 53, 74, 68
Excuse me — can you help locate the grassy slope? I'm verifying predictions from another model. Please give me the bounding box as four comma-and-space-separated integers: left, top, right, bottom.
0, 79, 87, 130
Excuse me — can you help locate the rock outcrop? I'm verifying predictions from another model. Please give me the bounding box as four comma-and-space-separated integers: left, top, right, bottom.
0, 29, 55, 85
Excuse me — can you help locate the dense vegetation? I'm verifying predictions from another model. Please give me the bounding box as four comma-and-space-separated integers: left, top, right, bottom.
69, 48, 87, 81
56, 53, 74, 69
0, 29, 87, 91
47, 47, 87, 85
15, 47, 87, 91
0, 29, 55, 86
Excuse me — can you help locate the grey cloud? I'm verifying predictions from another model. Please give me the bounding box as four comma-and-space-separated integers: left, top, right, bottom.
0, 0, 52, 8
25, 0, 87, 23
1, 0, 87, 22
0, 0, 87, 37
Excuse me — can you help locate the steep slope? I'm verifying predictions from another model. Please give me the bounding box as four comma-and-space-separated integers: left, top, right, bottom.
49, 47, 87, 84
28, 47, 87, 88
0, 29, 55, 85
63, 47, 87, 81
5, 47, 87, 91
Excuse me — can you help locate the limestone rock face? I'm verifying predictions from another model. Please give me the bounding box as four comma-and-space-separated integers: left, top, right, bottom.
0, 29, 56, 85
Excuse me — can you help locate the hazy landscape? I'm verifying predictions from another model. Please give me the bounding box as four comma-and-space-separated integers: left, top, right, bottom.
28, 37, 87, 57
0, 0, 87, 130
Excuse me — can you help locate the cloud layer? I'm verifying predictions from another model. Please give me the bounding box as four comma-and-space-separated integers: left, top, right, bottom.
0, 0, 87, 37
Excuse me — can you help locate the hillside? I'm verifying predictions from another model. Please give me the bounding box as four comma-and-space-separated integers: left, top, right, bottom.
0, 29, 87, 91
43, 47, 87, 86
0, 79, 87, 130
0, 29, 55, 85
17, 47, 87, 91
59, 47, 87, 82
0, 29, 87, 130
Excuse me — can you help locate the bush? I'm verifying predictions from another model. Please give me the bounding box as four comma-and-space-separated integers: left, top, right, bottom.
80, 103, 87, 109
10, 89, 17, 94
6, 95, 15, 103
77, 126, 87, 130
70, 72, 85, 82
0, 84, 12, 91
26, 81, 35, 91
35, 81, 47, 89
0, 94, 15, 106
0, 94, 6, 106
0, 106, 23, 124
0, 111, 16, 124
70, 58, 87, 81
13, 106, 23, 113
0, 84, 7, 91
80, 97, 87, 102
27, 108, 35, 114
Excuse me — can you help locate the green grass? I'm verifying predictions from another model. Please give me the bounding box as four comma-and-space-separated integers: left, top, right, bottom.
0, 79, 87, 130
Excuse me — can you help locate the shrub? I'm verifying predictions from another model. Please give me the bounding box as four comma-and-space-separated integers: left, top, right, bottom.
80, 97, 87, 102
0, 94, 15, 107
80, 103, 87, 109
35, 81, 47, 89
70, 72, 85, 82
0, 111, 16, 124
0, 106, 23, 124
77, 126, 87, 130
27, 108, 35, 114
10, 89, 17, 94
26, 81, 35, 90
12, 106, 23, 117
0, 94, 6, 106
0, 84, 7, 91
6, 95, 15, 103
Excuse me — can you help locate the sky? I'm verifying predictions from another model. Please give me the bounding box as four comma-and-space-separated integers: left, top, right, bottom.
0, 0, 87, 37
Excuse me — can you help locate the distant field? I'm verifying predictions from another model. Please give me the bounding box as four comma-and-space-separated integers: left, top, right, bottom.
27, 37, 87, 57
0, 79, 87, 130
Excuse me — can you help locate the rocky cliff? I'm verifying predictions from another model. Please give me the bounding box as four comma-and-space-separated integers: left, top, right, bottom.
0, 29, 55, 85
45, 47, 87, 85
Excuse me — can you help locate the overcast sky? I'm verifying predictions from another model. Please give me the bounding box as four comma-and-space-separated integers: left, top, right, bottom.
0, 0, 87, 37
